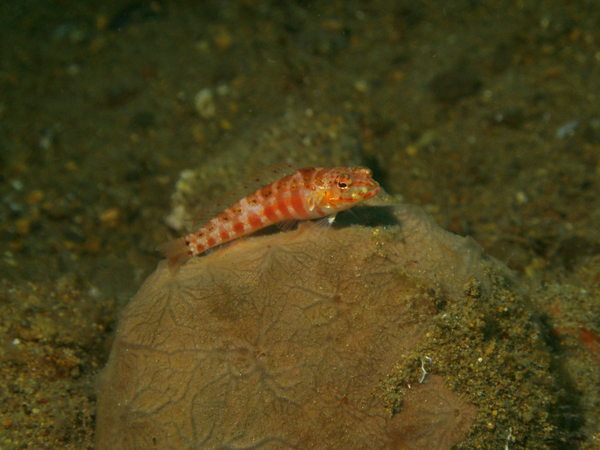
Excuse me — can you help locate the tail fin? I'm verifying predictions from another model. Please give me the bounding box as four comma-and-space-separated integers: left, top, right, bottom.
156, 238, 192, 272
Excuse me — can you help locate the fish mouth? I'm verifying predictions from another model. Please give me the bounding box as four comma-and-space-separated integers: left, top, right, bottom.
363, 182, 380, 199
352, 180, 380, 200
355, 168, 380, 198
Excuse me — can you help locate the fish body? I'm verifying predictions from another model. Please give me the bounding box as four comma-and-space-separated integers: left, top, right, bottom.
159, 167, 380, 269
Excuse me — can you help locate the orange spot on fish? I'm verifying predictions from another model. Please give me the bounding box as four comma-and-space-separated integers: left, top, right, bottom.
248, 213, 263, 228
233, 222, 245, 233
277, 196, 292, 219
263, 205, 278, 222
290, 190, 306, 216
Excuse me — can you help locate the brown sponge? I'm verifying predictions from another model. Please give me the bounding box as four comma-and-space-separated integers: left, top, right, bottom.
95, 204, 513, 449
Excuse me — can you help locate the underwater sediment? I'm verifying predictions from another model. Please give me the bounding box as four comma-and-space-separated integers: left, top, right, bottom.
96, 204, 564, 449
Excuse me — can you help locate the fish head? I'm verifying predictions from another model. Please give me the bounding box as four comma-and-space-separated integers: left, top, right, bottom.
316, 167, 380, 213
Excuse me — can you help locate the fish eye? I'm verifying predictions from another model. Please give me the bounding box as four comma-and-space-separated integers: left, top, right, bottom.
336, 177, 352, 189
335, 174, 351, 189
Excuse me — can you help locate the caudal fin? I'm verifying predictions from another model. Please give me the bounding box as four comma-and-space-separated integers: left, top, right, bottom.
156, 238, 192, 272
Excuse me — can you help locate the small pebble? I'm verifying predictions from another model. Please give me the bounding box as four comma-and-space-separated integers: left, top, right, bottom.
26, 190, 45, 205
194, 89, 216, 119
11, 179, 24, 191
555, 120, 578, 139
214, 28, 233, 50
99, 208, 120, 227
353, 79, 369, 93
515, 191, 528, 204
